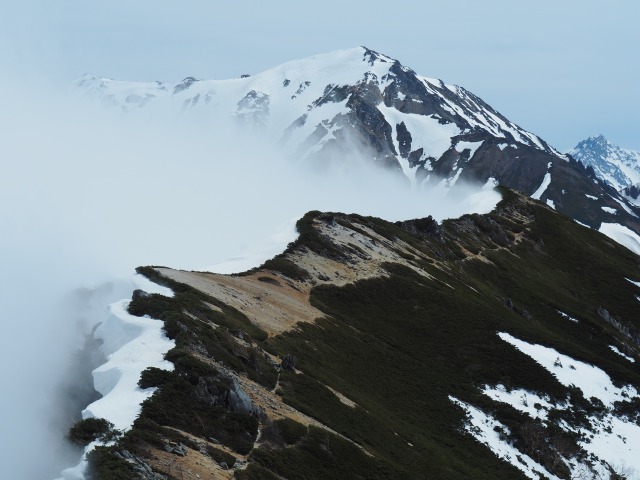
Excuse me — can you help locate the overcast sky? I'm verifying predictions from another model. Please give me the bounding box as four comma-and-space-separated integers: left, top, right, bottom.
0, 4, 637, 477
2, 0, 638, 151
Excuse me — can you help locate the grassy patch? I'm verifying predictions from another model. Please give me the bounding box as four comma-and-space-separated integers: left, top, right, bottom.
246, 192, 640, 479
247, 426, 406, 480
100, 191, 640, 479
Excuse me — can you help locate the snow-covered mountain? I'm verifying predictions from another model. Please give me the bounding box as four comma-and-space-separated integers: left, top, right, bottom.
571, 135, 640, 208
76, 47, 557, 180
71, 191, 640, 480
76, 46, 640, 243
570, 135, 640, 192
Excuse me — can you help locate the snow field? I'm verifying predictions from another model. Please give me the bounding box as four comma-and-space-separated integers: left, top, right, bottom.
599, 223, 640, 255
497, 332, 637, 406
449, 397, 562, 480
57, 275, 175, 480
452, 331, 640, 479
497, 332, 640, 478
84, 299, 175, 430
77, 46, 553, 192
482, 385, 556, 420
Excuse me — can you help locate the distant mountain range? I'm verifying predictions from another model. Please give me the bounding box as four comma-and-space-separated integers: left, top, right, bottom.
571, 135, 640, 206
76, 47, 640, 246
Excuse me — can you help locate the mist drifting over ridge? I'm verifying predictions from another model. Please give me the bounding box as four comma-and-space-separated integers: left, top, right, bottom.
0, 68, 500, 479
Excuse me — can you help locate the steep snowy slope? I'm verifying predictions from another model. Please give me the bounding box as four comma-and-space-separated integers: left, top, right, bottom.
571, 135, 640, 191
76, 47, 640, 240
76, 47, 555, 172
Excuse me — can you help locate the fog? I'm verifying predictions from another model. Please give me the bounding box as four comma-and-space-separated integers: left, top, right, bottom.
0, 73, 500, 478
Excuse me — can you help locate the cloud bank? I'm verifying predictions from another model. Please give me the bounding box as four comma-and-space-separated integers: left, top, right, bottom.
0, 71, 500, 478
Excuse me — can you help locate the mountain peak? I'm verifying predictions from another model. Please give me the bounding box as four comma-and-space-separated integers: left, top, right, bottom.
585, 133, 609, 146
589, 133, 607, 141
73, 48, 640, 239
359, 46, 397, 65
571, 135, 640, 191
74, 47, 553, 158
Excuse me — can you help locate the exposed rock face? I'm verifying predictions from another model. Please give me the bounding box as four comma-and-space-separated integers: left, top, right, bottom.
132, 289, 150, 300
226, 375, 262, 417
236, 90, 270, 129
280, 353, 297, 371
173, 77, 199, 95
623, 182, 640, 206
395, 215, 442, 241
192, 376, 229, 406
163, 443, 187, 457
115, 450, 168, 479
598, 307, 640, 348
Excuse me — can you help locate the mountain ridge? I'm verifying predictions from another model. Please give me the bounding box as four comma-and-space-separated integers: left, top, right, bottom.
571, 135, 640, 191
67, 188, 640, 480
75, 46, 640, 243
571, 135, 640, 208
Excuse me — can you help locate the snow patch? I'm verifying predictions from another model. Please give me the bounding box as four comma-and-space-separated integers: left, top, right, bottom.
608, 194, 639, 218
585, 194, 598, 200
626, 278, 640, 288
482, 385, 555, 420
449, 397, 562, 480
556, 310, 579, 323
497, 332, 640, 477
531, 162, 552, 200
497, 332, 638, 407
448, 168, 464, 187
546, 199, 555, 209
609, 345, 635, 363
454, 140, 483, 159
602, 206, 618, 214
574, 219, 591, 228
377, 104, 460, 183
599, 223, 640, 255
574, 414, 640, 479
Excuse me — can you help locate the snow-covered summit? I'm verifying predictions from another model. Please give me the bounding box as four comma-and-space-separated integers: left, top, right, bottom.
75, 47, 640, 242
570, 134, 640, 191
75, 46, 555, 181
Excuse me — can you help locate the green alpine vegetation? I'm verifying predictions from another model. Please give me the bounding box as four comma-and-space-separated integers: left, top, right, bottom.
87, 188, 640, 479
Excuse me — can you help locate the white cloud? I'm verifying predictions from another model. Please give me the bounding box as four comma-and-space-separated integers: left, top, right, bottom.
0, 65, 502, 477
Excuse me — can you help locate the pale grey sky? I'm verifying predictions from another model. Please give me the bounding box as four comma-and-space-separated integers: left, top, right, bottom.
0, 3, 638, 477
2, 0, 639, 150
